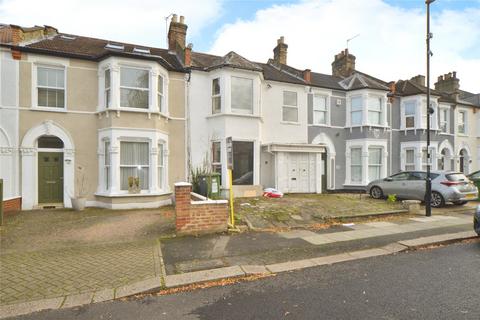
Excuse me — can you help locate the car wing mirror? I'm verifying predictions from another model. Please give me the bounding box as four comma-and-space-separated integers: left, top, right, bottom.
384, 177, 393, 182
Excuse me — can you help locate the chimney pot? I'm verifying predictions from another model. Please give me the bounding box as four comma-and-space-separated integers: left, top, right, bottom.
452, 71, 456, 78
172, 14, 178, 22
273, 36, 288, 65
180, 16, 185, 24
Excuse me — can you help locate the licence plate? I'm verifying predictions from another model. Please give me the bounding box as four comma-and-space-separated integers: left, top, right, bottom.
465, 194, 476, 199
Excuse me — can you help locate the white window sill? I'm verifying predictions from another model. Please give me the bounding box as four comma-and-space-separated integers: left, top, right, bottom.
280, 121, 301, 126
343, 183, 367, 187
457, 133, 468, 137
31, 106, 67, 113
96, 108, 169, 117
310, 123, 330, 127
95, 191, 172, 198
347, 125, 390, 129
206, 113, 261, 119
439, 132, 453, 136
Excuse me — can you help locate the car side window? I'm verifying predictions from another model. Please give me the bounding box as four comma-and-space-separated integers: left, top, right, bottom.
409, 172, 426, 180
471, 172, 480, 179
391, 172, 410, 181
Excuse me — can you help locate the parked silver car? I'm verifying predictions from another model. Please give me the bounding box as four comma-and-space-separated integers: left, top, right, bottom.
367, 171, 478, 208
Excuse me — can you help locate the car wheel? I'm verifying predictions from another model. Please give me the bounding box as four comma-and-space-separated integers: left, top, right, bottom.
453, 201, 468, 206
370, 186, 383, 199
431, 191, 445, 208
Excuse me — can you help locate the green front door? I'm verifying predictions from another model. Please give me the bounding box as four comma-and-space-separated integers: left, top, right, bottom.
38, 152, 64, 203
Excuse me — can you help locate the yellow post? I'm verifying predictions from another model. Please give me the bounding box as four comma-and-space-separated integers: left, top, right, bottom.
228, 168, 235, 228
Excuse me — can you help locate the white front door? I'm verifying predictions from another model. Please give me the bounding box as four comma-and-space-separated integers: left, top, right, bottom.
281, 152, 317, 193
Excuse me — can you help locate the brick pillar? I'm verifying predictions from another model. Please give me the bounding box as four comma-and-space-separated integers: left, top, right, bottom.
174, 182, 192, 231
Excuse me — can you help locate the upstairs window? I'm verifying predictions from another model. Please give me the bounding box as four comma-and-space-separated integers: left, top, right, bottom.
212, 78, 221, 114
439, 108, 448, 133
282, 91, 298, 122
231, 77, 253, 114
350, 96, 363, 126
120, 67, 149, 109
313, 95, 327, 125
158, 75, 164, 112
37, 66, 65, 108
458, 111, 466, 134
104, 69, 111, 108
404, 102, 415, 128
368, 97, 382, 125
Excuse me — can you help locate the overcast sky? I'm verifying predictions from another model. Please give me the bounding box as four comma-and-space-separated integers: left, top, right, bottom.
1, 0, 479, 92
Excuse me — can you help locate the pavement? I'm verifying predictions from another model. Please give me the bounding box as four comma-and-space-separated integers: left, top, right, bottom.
7, 240, 480, 320
1, 208, 477, 319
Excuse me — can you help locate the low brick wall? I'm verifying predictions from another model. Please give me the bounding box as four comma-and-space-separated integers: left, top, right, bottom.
2, 197, 22, 213
175, 182, 229, 235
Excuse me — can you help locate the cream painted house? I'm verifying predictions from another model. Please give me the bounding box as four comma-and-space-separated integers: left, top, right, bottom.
0, 22, 188, 210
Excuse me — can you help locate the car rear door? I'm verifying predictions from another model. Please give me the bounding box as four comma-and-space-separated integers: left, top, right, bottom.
406, 172, 427, 200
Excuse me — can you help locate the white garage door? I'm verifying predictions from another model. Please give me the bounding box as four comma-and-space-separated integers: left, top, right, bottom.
278, 152, 318, 193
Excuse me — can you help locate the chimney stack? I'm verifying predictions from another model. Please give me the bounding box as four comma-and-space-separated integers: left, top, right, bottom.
410, 75, 426, 87
434, 71, 460, 93
331, 49, 356, 78
168, 14, 187, 51
303, 69, 311, 83
273, 36, 288, 65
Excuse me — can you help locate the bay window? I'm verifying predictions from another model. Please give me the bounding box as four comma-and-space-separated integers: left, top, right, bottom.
368, 97, 382, 125
120, 141, 149, 190
313, 95, 327, 125
212, 78, 221, 114
120, 67, 149, 108
421, 148, 428, 171
350, 96, 363, 126
282, 91, 298, 122
37, 66, 65, 108
368, 147, 382, 181
404, 102, 415, 128
231, 77, 253, 114
350, 148, 362, 183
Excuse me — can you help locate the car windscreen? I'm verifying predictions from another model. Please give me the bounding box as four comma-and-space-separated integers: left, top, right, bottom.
446, 173, 468, 182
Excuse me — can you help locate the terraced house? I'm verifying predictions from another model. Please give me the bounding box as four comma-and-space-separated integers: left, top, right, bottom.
1, 16, 479, 211
0, 23, 188, 210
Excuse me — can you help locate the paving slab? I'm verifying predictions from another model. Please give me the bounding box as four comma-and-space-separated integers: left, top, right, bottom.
398, 231, 477, 248
91, 289, 115, 303
61, 292, 93, 309
310, 253, 356, 266
115, 277, 161, 299
240, 265, 270, 275
364, 221, 399, 228
301, 235, 336, 245
165, 266, 245, 288
0, 297, 64, 319
266, 259, 316, 273
348, 248, 390, 259
278, 230, 318, 239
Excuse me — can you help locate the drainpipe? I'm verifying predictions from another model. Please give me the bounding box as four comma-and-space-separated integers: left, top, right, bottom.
185, 70, 192, 182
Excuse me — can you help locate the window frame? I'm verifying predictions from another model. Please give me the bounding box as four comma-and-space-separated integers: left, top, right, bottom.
367, 147, 382, 181
439, 107, 449, 133
231, 76, 254, 115
403, 101, 416, 129
157, 75, 164, 113
367, 96, 383, 126
119, 66, 150, 109
211, 141, 222, 184
405, 148, 416, 171
458, 110, 467, 134
35, 64, 66, 110
104, 69, 111, 109
119, 140, 150, 191
350, 95, 363, 126
104, 140, 111, 191
350, 147, 363, 184
282, 90, 299, 123
157, 142, 165, 191
313, 94, 328, 125
212, 78, 221, 114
